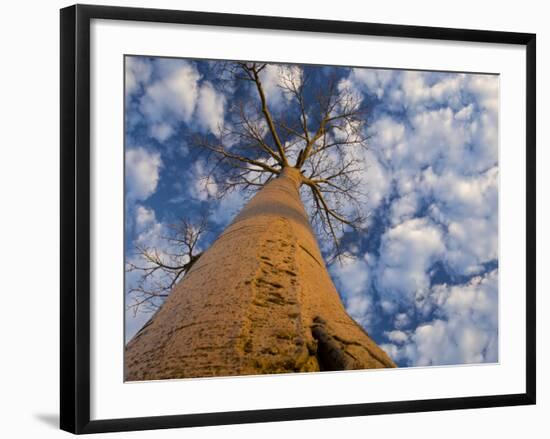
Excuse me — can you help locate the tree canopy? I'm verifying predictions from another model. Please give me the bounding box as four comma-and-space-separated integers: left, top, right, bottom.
127, 61, 372, 314
196, 62, 372, 255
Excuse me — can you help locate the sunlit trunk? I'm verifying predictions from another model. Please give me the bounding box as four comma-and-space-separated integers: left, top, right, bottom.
125, 167, 395, 381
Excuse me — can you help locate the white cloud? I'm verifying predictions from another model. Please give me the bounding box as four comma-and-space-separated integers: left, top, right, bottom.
135, 204, 156, 232
196, 81, 226, 134
365, 155, 391, 209
354, 147, 392, 213
379, 343, 399, 360
383, 269, 498, 366
429, 167, 498, 215
331, 253, 377, 328
423, 166, 498, 275
260, 64, 303, 110
455, 103, 474, 121
187, 160, 218, 201
132, 205, 163, 249
125, 147, 162, 202
367, 116, 406, 164
134, 59, 227, 140
376, 218, 445, 309
467, 75, 499, 114
407, 107, 471, 168
400, 71, 463, 108
389, 192, 419, 225
350, 68, 396, 99
385, 330, 409, 344
125, 57, 152, 96
139, 61, 201, 127
394, 313, 412, 329
149, 123, 174, 143
355, 68, 499, 286
359, 70, 498, 175
446, 217, 498, 275
332, 256, 370, 295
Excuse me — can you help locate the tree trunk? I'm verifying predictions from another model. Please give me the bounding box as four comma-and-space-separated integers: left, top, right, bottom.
125, 167, 395, 381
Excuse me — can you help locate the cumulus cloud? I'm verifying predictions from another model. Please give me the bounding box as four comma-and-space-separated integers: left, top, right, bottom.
359, 70, 498, 173
135, 204, 156, 232
419, 166, 499, 275
128, 58, 227, 142
131, 205, 165, 253
331, 253, 377, 328
468, 75, 499, 114
187, 160, 219, 201
196, 81, 226, 134
149, 122, 174, 143
366, 116, 407, 171
385, 329, 409, 344
393, 313, 412, 330
376, 218, 445, 311
362, 150, 392, 211
259, 64, 303, 110
400, 71, 464, 108
389, 192, 419, 225
140, 60, 200, 126
343, 68, 499, 367
125, 56, 153, 97
382, 270, 498, 366
353, 68, 498, 269
350, 68, 396, 99
125, 147, 162, 202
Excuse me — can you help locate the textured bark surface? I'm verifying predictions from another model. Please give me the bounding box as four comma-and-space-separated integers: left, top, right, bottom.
125, 168, 395, 380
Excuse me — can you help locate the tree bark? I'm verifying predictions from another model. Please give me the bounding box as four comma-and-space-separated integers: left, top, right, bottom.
125, 167, 395, 381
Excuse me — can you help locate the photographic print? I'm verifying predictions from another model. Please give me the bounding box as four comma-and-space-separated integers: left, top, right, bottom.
124, 56, 499, 381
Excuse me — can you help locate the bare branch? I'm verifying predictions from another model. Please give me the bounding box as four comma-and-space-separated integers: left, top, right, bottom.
192, 62, 371, 258
196, 136, 281, 175
248, 64, 289, 166
126, 216, 208, 315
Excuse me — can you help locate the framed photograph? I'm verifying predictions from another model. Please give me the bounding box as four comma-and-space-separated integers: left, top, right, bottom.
60, 4, 536, 434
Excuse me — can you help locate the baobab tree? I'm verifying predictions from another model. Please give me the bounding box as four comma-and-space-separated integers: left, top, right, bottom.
125, 61, 395, 381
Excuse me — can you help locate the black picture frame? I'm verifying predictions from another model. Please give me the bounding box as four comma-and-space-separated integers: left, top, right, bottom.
60, 4, 536, 434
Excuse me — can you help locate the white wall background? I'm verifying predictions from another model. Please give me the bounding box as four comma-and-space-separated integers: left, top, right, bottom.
0, 0, 546, 437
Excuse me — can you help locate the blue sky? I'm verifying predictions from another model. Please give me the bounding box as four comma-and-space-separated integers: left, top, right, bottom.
125, 56, 499, 368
